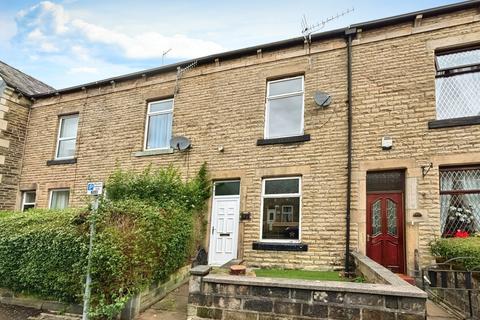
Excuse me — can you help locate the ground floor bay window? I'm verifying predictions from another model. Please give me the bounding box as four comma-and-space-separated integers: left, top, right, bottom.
440, 166, 480, 237
261, 177, 301, 241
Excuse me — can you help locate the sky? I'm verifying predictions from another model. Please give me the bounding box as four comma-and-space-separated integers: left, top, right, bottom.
0, 0, 460, 89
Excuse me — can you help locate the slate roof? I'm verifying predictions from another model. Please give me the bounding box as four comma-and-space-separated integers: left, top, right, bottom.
0, 60, 54, 97
32, 0, 480, 98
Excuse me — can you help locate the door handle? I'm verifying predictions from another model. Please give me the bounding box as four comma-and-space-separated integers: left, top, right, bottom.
212, 226, 215, 235
367, 234, 371, 242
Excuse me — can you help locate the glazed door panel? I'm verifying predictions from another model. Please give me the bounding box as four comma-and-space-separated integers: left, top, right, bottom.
366, 193, 405, 274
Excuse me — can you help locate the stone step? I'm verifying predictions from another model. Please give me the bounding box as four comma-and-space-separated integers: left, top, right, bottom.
221, 259, 244, 269
396, 273, 416, 285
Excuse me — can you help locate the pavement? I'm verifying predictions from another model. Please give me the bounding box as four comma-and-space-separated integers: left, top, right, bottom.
0, 303, 40, 320
426, 300, 460, 320
136, 283, 188, 320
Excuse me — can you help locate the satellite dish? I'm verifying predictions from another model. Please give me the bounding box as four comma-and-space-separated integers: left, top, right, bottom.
170, 136, 191, 151
314, 91, 332, 107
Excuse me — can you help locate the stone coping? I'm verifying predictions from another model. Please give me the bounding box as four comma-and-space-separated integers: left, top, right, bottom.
190, 265, 211, 276
351, 251, 409, 287
202, 274, 427, 299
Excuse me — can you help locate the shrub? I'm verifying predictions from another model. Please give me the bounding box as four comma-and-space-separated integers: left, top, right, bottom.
106, 163, 210, 213
430, 236, 480, 270
89, 199, 197, 318
0, 164, 210, 319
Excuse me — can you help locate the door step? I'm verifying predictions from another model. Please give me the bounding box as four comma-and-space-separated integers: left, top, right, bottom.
396, 273, 416, 285
221, 259, 244, 269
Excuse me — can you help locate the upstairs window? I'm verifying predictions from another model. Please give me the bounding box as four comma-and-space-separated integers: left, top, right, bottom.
145, 99, 174, 150
49, 189, 70, 210
265, 76, 304, 139
435, 47, 480, 120
261, 177, 301, 241
21, 191, 36, 212
56, 114, 79, 159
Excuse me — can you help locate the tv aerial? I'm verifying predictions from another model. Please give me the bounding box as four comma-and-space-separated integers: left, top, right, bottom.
174, 60, 198, 94
170, 136, 192, 151
161, 48, 172, 65
301, 8, 354, 43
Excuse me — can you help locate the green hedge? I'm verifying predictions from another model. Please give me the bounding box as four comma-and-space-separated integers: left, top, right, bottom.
430, 236, 480, 270
0, 164, 210, 319
0, 209, 87, 302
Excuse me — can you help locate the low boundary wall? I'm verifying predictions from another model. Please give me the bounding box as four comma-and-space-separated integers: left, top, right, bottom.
187, 253, 427, 320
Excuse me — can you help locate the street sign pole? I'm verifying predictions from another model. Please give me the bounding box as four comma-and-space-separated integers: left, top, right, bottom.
82, 182, 103, 320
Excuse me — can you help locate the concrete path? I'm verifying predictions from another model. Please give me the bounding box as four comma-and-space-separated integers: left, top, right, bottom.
426, 300, 460, 320
136, 283, 188, 320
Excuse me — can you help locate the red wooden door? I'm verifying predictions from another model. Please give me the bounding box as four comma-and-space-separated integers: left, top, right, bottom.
366, 192, 404, 274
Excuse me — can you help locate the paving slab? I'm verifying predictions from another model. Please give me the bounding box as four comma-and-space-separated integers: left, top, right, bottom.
136, 283, 188, 320
0, 302, 40, 320
426, 300, 460, 320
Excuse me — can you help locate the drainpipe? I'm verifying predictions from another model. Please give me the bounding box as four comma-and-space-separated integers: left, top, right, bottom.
344, 27, 356, 275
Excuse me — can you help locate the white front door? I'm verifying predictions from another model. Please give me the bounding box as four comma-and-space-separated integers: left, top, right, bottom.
208, 181, 240, 266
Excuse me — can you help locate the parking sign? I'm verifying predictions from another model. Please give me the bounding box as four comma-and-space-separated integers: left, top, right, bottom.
86, 182, 103, 195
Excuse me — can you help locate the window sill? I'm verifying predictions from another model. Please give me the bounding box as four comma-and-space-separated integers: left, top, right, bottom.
257, 134, 310, 146
252, 241, 308, 251
133, 148, 174, 157
428, 115, 480, 129
46, 158, 77, 166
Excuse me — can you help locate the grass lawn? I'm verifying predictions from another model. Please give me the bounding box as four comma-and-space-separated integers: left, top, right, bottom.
254, 268, 346, 281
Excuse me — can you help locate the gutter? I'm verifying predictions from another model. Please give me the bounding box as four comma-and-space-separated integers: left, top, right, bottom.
344, 27, 357, 275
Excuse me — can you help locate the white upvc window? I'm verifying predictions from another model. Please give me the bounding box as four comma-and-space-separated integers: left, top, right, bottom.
21, 191, 36, 212
55, 114, 79, 159
49, 189, 70, 210
144, 98, 174, 150
265, 76, 304, 139
261, 177, 302, 242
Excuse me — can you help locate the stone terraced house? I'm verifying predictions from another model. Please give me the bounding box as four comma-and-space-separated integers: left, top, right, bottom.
1, 1, 480, 278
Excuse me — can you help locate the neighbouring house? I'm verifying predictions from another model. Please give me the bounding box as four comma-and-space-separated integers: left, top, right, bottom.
0, 61, 54, 210
1, 1, 480, 278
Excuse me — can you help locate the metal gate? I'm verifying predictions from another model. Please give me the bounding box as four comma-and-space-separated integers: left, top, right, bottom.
422, 257, 480, 319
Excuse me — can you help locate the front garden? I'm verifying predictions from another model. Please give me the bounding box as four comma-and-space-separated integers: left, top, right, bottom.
430, 236, 480, 270
0, 164, 210, 319
428, 234, 480, 318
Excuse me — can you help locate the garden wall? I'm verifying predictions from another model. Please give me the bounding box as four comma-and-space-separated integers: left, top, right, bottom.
187, 253, 427, 320
121, 265, 191, 320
